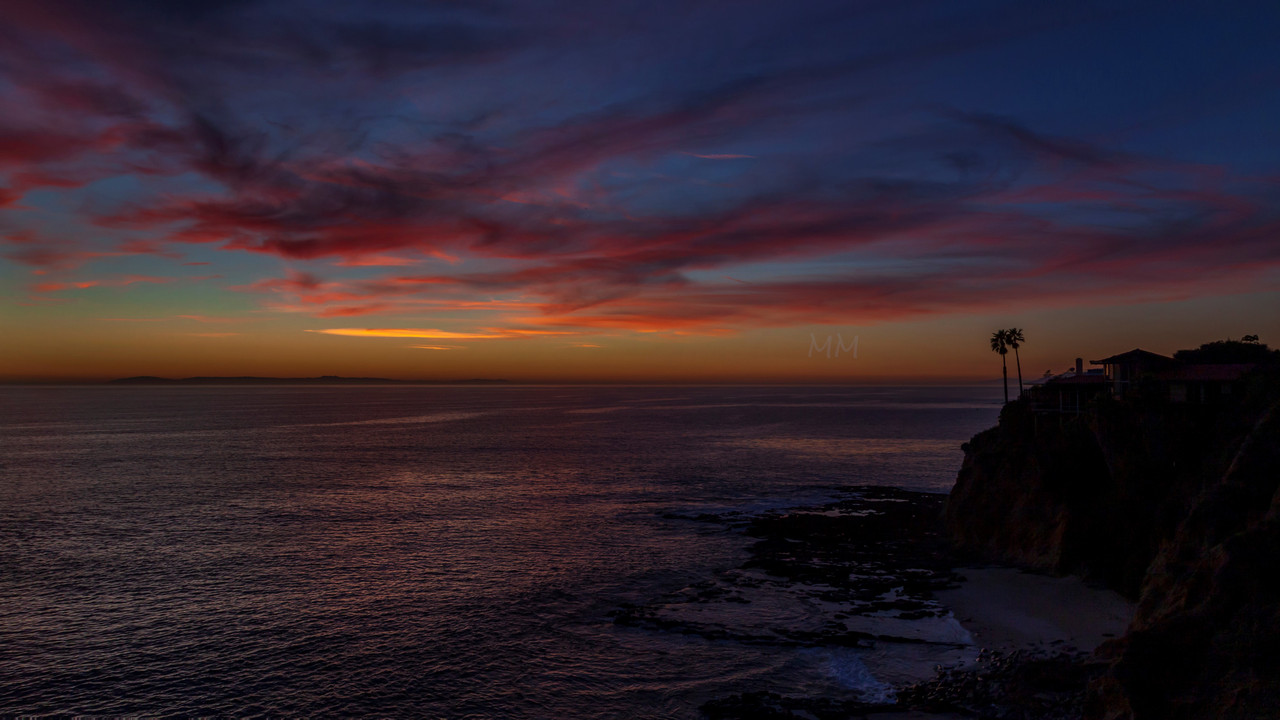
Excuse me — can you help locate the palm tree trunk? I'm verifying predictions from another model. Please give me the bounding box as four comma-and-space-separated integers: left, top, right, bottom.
1014, 348, 1023, 397
1002, 355, 1009, 404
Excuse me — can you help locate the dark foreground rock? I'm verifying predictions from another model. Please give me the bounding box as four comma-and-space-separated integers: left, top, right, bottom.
897, 649, 1102, 720
1092, 400, 1280, 719
619, 487, 961, 648
946, 366, 1280, 719
703, 648, 1103, 720
944, 397, 1251, 598
623, 488, 1109, 718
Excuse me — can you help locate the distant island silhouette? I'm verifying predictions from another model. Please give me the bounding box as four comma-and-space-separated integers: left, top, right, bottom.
109, 376, 510, 385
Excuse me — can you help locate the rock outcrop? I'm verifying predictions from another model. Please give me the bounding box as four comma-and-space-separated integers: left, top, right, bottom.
1093, 401, 1280, 719
945, 371, 1280, 718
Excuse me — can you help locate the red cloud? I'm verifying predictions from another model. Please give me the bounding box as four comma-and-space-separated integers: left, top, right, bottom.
0, 128, 104, 166
2, 8, 1278, 343
314, 303, 396, 317
30, 274, 180, 294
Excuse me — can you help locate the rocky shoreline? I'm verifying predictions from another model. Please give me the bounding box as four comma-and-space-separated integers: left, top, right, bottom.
947, 377, 1280, 718
704, 647, 1103, 720
615, 487, 1120, 718
616, 488, 960, 650
616, 364, 1280, 718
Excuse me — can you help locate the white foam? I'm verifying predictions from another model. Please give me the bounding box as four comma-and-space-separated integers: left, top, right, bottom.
823, 648, 896, 703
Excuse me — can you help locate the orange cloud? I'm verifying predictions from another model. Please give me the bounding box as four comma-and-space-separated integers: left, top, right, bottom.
314, 304, 395, 317
333, 255, 423, 267
34, 280, 99, 292
312, 328, 513, 339
312, 327, 578, 340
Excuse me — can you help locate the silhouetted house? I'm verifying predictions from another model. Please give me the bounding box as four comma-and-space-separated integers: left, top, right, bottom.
1159, 363, 1256, 404
1027, 350, 1257, 412
1026, 357, 1109, 413
1090, 349, 1178, 396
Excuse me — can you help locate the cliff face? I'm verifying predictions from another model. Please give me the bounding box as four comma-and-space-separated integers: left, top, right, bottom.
1095, 403, 1280, 719
945, 376, 1280, 718
945, 398, 1236, 597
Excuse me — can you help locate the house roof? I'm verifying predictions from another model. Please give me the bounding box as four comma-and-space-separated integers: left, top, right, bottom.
1090, 348, 1176, 365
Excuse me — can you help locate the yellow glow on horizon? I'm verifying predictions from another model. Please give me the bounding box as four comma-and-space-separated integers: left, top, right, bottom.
311, 328, 510, 339
311, 327, 581, 340
3, 292, 1277, 383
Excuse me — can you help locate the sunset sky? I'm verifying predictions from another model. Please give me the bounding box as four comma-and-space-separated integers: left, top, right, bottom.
2, 1, 1278, 382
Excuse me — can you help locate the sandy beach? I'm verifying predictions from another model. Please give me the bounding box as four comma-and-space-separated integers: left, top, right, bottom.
857, 564, 1134, 696
862, 567, 1137, 719
936, 566, 1134, 656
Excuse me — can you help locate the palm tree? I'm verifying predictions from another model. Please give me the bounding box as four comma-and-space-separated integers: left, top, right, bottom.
1007, 327, 1025, 397
990, 329, 1009, 404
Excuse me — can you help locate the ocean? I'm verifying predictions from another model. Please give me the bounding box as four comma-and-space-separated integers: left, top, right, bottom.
0, 385, 999, 718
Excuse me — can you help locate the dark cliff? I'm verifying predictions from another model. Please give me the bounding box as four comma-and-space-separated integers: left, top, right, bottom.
945, 371, 1280, 718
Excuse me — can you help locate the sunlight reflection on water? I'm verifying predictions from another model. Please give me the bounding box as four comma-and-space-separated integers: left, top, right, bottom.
0, 385, 999, 717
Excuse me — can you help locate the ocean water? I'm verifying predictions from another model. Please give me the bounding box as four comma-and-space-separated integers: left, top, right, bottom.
0, 385, 999, 718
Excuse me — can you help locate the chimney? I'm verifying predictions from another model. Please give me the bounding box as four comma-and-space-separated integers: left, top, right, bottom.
1075, 357, 1084, 375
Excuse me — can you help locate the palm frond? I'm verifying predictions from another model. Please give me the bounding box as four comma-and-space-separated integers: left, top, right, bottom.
990, 329, 1008, 354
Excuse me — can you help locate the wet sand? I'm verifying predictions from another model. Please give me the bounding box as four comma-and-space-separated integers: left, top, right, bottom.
856, 569, 1136, 719
857, 565, 1133, 696
936, 566, 1134, 656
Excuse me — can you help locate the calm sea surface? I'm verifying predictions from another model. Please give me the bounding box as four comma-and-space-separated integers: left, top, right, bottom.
0, 385, 998, 718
